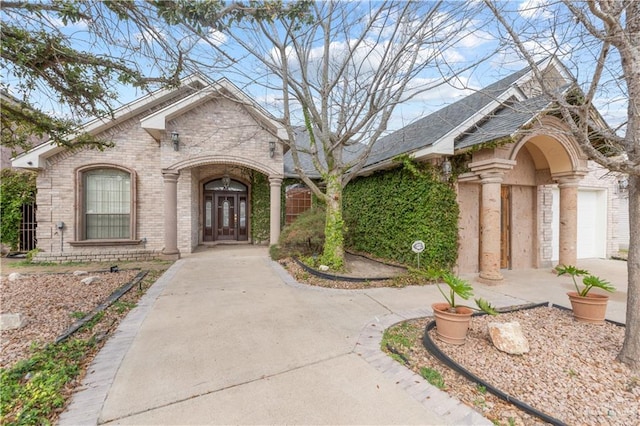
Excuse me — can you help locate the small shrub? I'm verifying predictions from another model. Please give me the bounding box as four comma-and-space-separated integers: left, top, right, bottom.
25, 248, 41, 263
269, 244, 282, 260
278, 207, 325, 258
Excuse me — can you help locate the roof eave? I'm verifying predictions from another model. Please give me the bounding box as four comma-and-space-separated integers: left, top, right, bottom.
11, 74, 210, 168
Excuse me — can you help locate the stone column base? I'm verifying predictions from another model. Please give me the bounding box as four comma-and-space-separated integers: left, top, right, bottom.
477, 272, 504, 285
160, 251, 180, 261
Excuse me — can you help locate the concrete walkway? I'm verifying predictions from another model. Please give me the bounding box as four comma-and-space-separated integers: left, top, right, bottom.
59, 246, 628, 425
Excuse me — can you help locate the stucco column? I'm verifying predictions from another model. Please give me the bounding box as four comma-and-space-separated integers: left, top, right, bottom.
161, 169, 180, 260
269, 176, 283, 245
556, 176, 582, 268
479, 171, 504, 283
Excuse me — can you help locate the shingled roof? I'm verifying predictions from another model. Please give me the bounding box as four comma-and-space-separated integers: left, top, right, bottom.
282, 58, 574, 179
362, 65, 533, 168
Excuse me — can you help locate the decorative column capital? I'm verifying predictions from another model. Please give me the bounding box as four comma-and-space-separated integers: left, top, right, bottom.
469, 159, 516, 173
161, 169, 180, 182
479, 171, 505, 184
552, 171, 586, 187
269, 176, 283, 187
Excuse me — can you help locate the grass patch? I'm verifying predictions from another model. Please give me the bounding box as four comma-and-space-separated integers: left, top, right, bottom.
0, 338, 95, 425
381, 321, 423, 364
70, 311, 85, 320
113, 300, 136, 314
420, 367, 445, 389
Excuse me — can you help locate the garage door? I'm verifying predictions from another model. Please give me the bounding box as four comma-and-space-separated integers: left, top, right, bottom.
552, 189, 607, 260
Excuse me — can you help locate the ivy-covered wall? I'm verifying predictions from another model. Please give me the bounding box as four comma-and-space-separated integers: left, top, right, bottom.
250, 171, 270, 243
343, 162, 459, 270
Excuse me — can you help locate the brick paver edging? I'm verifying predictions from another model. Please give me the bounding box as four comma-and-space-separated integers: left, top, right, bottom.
57, 261, 184, 426
271, 259, 492, 425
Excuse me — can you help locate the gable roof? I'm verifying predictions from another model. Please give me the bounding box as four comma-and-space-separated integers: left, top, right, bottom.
140, 77, 288, 141
363, 65, 532, 168
11, 75, 208, 169
454, 93, 557, 149
12, 75, 287, 169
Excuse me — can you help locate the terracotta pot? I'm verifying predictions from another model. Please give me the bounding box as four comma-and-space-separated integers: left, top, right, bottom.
431, 303, 473, 345
566, 292, 609, 324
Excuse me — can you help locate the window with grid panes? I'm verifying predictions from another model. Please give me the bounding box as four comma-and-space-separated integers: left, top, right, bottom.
84, 169, 131, 239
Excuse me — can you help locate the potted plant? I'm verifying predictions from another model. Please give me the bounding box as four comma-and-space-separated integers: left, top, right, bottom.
431, 272, 497, 345
556, 265, 615, 324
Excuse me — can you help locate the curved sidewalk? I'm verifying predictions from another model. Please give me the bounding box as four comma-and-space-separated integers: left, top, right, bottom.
59, 246, 627, 425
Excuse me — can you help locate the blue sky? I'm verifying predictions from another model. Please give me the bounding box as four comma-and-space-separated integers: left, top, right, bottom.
1, 0, 627, 133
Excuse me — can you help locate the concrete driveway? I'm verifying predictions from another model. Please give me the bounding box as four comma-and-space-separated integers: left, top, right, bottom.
59, 246, 628, 425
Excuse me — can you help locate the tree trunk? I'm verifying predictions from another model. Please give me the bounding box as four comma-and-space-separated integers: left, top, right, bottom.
321, 172, 345, 269
616, 5, 640, 372
617, 174, 640, 373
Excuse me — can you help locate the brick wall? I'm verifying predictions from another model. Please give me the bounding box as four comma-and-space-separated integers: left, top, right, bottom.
32, 92, 283, 262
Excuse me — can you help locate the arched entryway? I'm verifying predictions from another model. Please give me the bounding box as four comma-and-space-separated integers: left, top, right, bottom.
458, 116, 589, 282
203, 177, 249, 242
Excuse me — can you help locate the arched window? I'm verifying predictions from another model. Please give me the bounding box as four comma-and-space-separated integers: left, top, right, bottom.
79, 167, 134, 240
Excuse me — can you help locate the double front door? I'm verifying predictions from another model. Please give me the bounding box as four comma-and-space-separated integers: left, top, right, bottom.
204, 191, 248, 242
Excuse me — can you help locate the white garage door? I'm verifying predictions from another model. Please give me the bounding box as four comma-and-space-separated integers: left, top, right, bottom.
552, 189, 607, 260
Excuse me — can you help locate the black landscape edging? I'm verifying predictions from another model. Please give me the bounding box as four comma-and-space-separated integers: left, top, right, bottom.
422, 302, 567, 426
292, 257, 400, 282
55, 270, 148, 344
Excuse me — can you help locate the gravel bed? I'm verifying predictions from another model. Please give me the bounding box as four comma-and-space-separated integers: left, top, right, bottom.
398, 307, 639, 426
1, 270, 140, 368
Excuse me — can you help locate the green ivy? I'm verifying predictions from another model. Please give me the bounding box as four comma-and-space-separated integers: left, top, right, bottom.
343, 161, 459, 271
250, 171, 270, 243
0, 169, 36, 251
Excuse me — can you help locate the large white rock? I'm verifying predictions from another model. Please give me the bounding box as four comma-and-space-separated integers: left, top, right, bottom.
0, 313, 27, 331
488, 321, 530, 355
73, 270, 89, 276
81, 276, 101, 285
8, 272, 23, 281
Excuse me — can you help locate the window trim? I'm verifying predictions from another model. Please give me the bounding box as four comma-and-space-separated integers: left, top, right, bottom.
74, 164, 138, 243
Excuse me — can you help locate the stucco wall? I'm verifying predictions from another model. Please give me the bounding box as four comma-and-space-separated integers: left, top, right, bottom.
510, 185, 536, 269
456, 182, 480, 273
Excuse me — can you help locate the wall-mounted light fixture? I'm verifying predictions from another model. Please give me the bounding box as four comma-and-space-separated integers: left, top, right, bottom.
441, 157, 452, 182
619, 176, 629, 193
171, 131, 180, 151
269, 141, 276, 158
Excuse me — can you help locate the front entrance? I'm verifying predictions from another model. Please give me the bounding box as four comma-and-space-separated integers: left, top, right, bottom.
203, 178, 248, 242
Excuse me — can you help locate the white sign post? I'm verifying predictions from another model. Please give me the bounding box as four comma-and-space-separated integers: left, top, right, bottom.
411, 240, 425, 269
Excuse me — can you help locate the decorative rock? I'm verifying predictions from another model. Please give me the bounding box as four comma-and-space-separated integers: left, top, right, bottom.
318, 265, 330, 272
73, 271, 89, 276
488, 321, 530, 355
8, 272, 23, 281
81, 276, 101, 285
0, 313, 27, 331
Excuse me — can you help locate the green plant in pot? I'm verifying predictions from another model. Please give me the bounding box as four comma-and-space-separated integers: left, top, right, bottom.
556, 265, 615, 324
431, 272, 497, 345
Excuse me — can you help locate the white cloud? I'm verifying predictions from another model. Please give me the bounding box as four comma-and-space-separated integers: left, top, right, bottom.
457, 29, 495, 49
200, 28, 227, 47
518, 0, 553, 20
